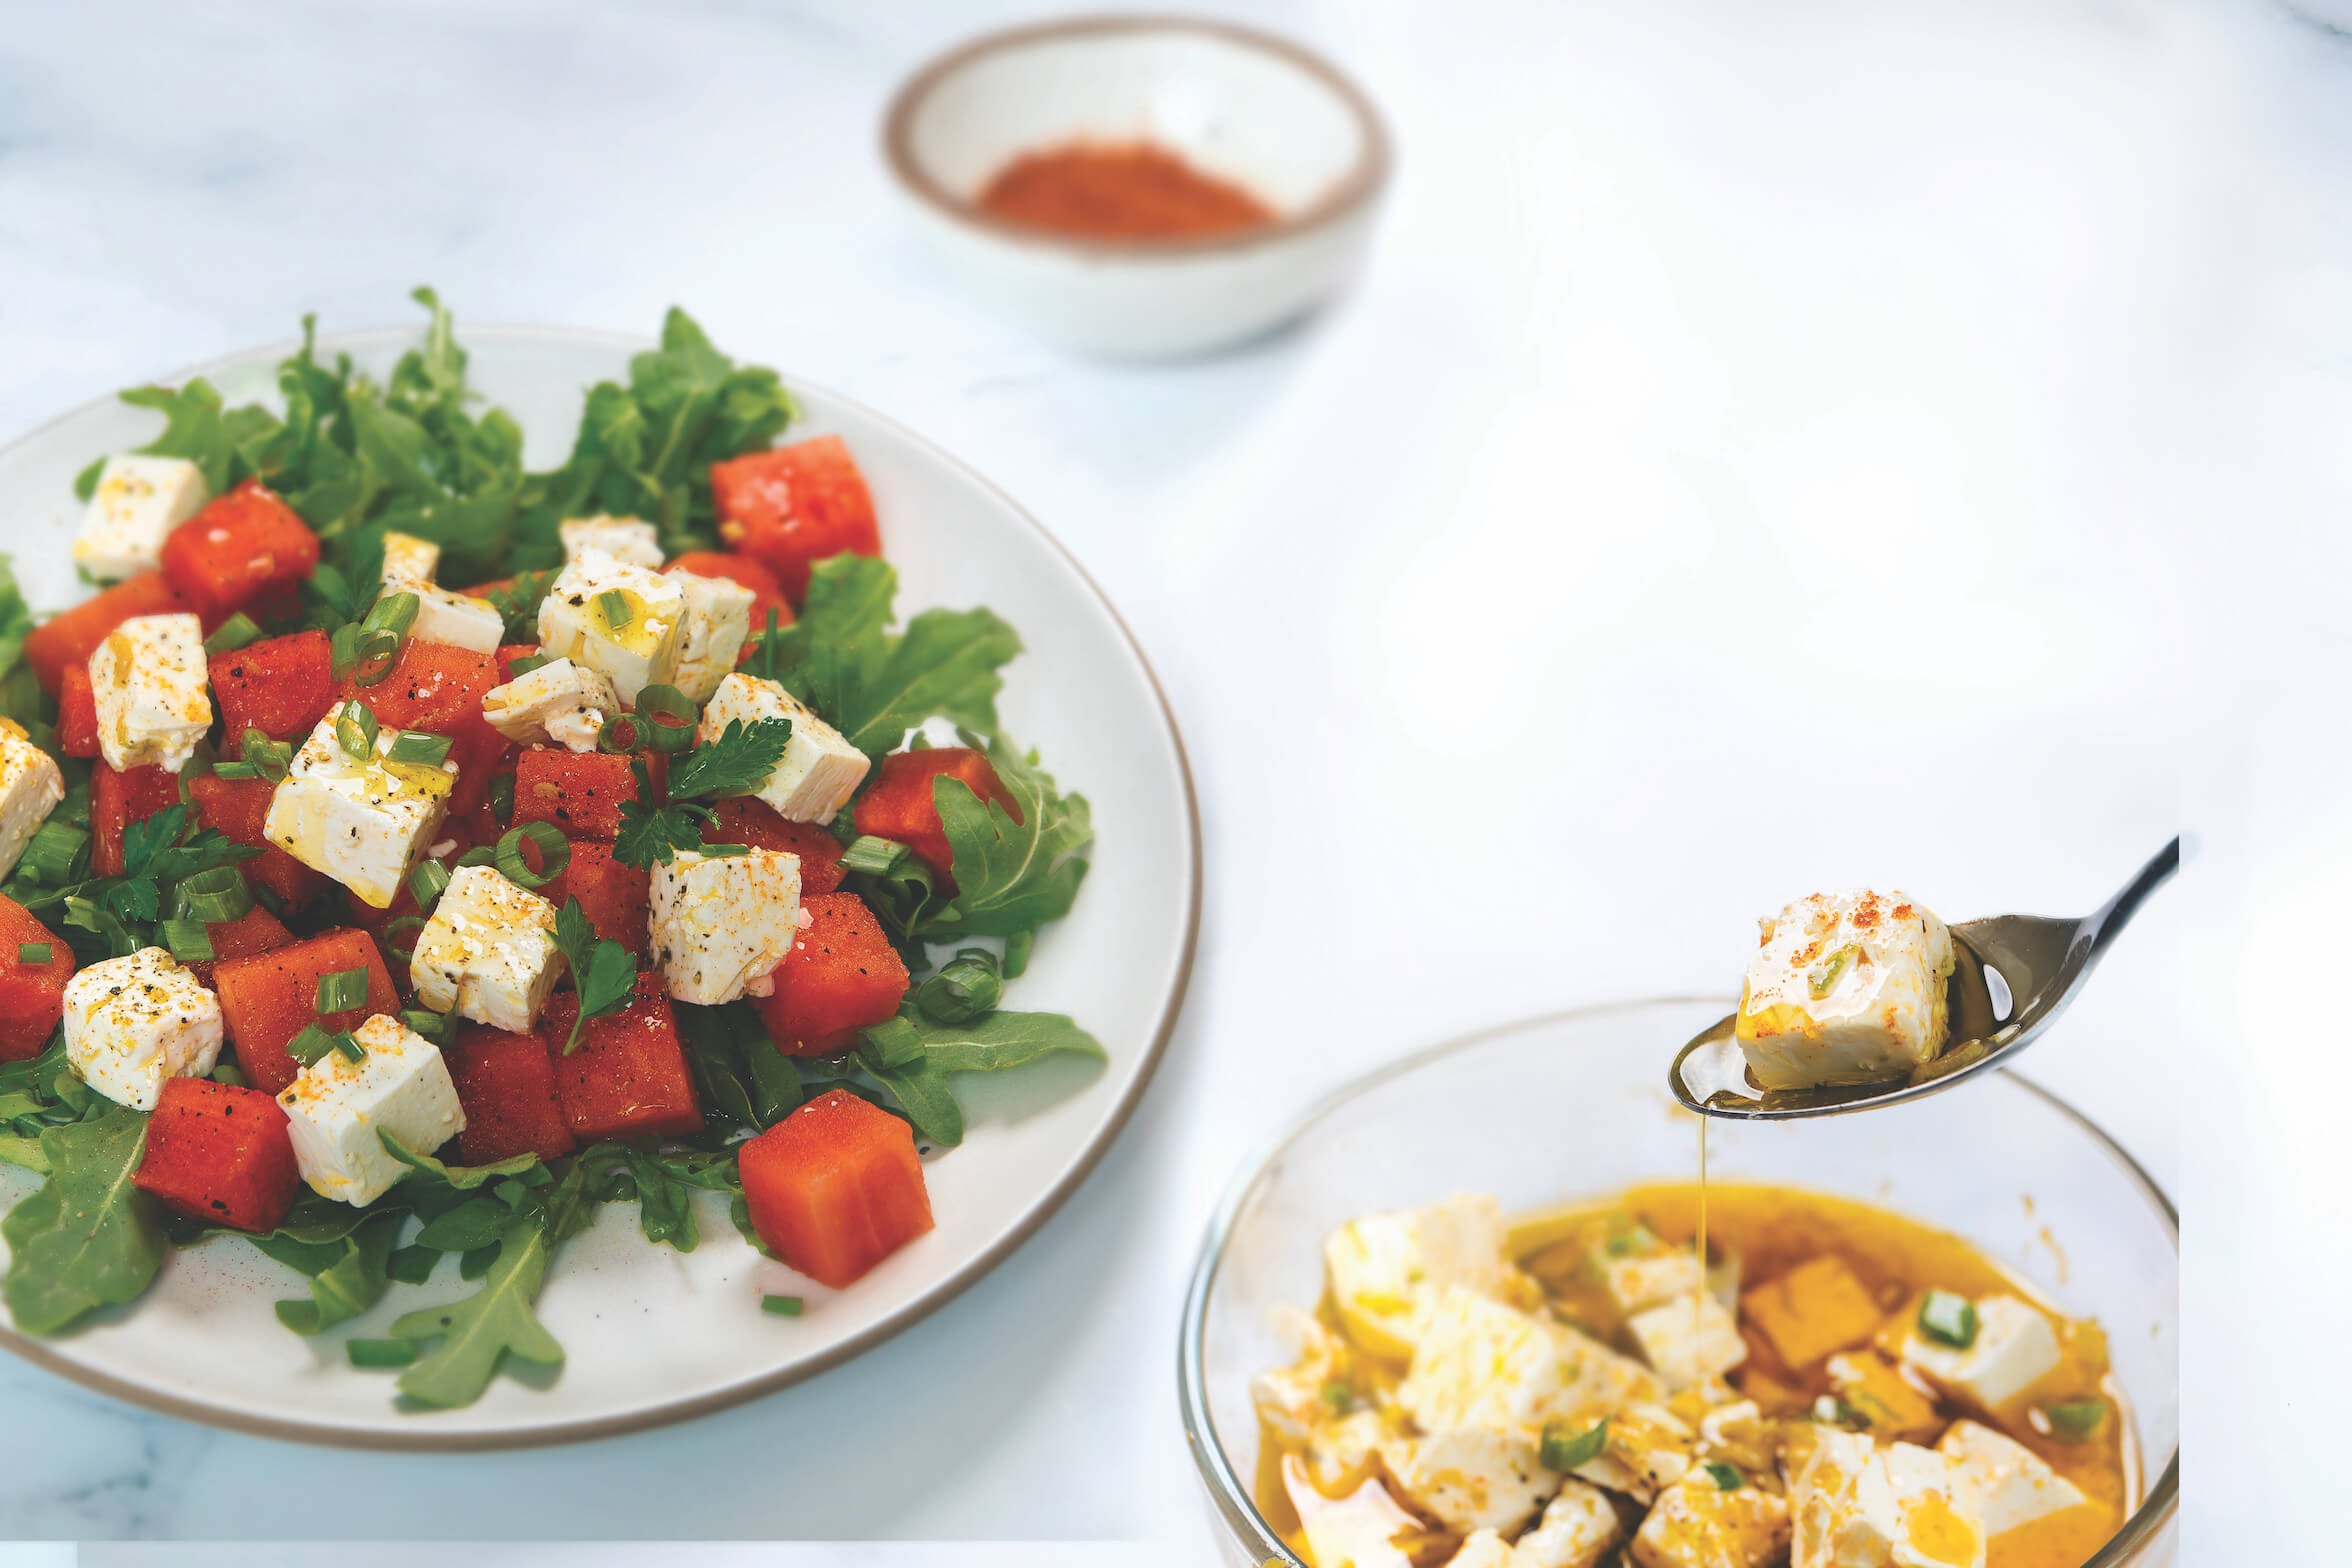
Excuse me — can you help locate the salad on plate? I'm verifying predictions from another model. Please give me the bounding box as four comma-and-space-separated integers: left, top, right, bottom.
0, 292, 1102, 1410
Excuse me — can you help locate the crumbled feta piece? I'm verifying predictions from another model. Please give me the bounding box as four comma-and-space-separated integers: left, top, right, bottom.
1323, 1194, 1509, 1360
405, 583, 505, 654
665, 566, 756, 702
1934, 1420, 2086, 1538
536, 548, 687, 703
1628, 1291, 1748, 1391
1603, 1246, 1708, 1318
560, 515, 664, 569
1401, 1286, 1655, 1434
381, 530, 442, 587
89, 612, 211, 773
1901, 1296, 2061, 1413
1252, 1307, 1355, 1448
481, 657, 619, 753
74, 455, 207, 581
1790, 1428, 1987, 1568
1282, 1458, 1420, 1568
1735, 890, 1956, 1091
410, 864, 561, 1032
1447, 1530, 1517, 1568
648, 846, 803, 1006
1512, 1480, 1624, 1568
696, 672, 870, 825
61, 947, 223, 1110
263, 713, 455, 908
1306, 1408, 1392, 1496
277, 1014, 465, 1207
1629, 1470, 1792, 1568
1570, 1402, 1695, 1503
1382, 1422, 1552, 1536
0, 719, 65, 879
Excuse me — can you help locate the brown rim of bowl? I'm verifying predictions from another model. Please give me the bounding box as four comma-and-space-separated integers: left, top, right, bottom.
881, 12, 1393, 258
0, 320, 1203, 1452
1176, 999, 2180, 1567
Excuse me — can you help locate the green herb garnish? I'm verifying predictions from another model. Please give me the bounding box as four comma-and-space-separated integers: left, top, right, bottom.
1539, 1417, 1608, 1472
551, 897, 636, 1055
1916, 1290, 1979, 1349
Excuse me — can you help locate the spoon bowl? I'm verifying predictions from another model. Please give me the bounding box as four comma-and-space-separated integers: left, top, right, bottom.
1671, 837, 2184, 1120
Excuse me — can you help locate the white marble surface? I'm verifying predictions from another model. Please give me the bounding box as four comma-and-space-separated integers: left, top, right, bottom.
0, 0, 2332, 1553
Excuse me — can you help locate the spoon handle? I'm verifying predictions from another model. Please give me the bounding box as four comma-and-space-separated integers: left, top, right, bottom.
2085, 835, 2185, 956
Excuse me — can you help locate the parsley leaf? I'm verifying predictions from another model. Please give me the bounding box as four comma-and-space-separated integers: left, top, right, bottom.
551, 897, 638, 1054
918, 743, 1092, 940
613, 723, 790, 870
770, 556, 1020, 759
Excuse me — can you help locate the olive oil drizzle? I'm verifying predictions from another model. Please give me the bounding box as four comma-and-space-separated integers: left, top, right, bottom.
1693, 1116, 1709, 1338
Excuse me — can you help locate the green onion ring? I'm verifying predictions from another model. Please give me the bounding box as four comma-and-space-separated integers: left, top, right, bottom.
496, 822, 569, 889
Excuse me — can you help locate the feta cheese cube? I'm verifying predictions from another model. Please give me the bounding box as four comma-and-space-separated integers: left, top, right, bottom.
1512, 1480, 1624, 1568
61, 948, 223, 1110
1790, 1429, 1987, 1568
1324, 1194, 1510, 1359
1630, 1471, 1792, 1568
89, 612, 211, 773
1401, 1286, 1655, 1435
410, 864, 561, 1032
1603, 1246, 1708, 1318
74, 455, 207, 581
381, 530, 442, 587
1901, 1295, 2061, 1414
560, 514, 664, 569
404, 583, 505, 654
648, 846, 803, 1006
1448, 1532, 1516, 1568
1382, 1423, 1552, 1536
696, 673, 870, 825
277, 1013, 465, 1206
1934, 1421, 2086, 1538
536, 549, 687, 704
1735, 890, 1956, 1091
665, 566, 757, 702
1628, 1291, 1748, 1391
0, 719, 66, 879
1570, 1402, 1696, 1503
482, 657, 619, 752
264, 713, 456, 908
1306, 1408, 1393, 1496
1282, 1458, 1420, 1568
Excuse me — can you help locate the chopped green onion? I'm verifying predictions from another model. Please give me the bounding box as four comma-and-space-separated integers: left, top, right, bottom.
1603, 1222, 1660, 1258
750, 606, 785, 681
633, 684, 698, 754
408, 860, 451, 913
488, 772, 515, 820
2041, 1399, 2108, 1441
597, 714, 643, 754
346, 1337, 417, 1369
1539, 1417, 1608, 1472
838, 835, 911, 877
862, 1015, 924, 1069
209, 761, 260, 781
1319, 1380, 1357, 1414
332, 623, 400, 686
382, 916, 428, 966
334, 699, 379, 760
177, 866, 253, 924
364, 590, 420, 640
454, 845, 497, 869
22, 821, 88, 885
508, 652, 551, 678
697, 843, 752, 857
596, 589, 634, 630
159, 919, 215, 963
211, 1062, 246, 1088
915, 947, 1001, 1025
759, 1294, 804, 1317
387, 730, 453, 767
201, 614, 264, 655
285, 1023, 350, 1069
240, 728, 293, 783
1916, 1290, 1980, 1349
496, 822, 568, 889
1702, 1461, 1744, 1491
1809, 943, 1860, 999
400, 1008, 453, 1044
316, 965, 370, 1013
333, 1032, 366, 1063
14, 943, 50, 965
1001, 928, 1033, 979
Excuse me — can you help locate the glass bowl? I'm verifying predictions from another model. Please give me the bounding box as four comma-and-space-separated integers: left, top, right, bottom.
1178, 999, 2178, 1567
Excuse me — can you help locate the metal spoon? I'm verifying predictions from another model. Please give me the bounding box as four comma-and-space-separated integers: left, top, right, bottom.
1670, 836, 2184, 1121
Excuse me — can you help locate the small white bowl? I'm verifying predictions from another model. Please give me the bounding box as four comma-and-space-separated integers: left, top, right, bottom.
883, 15, 1391, 359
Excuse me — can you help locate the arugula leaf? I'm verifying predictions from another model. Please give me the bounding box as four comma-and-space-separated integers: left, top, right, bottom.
482, 567, 559, 642
920, 745, 1092, 939
1, 1104, 165, 1334
381, 1133, 545, 1193
772, 556, 1020, 759
872, 1006, 1107, 1075
676, 1002, 801, 1133
851, 1045, 965, 1149
390, 1220, 562, 1408
271, 1210, 404, 1334
551, 898, 638, 1054
0, 556, 43, 734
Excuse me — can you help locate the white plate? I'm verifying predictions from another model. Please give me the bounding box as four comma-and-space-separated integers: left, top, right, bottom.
0, 324, 1200, 1447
